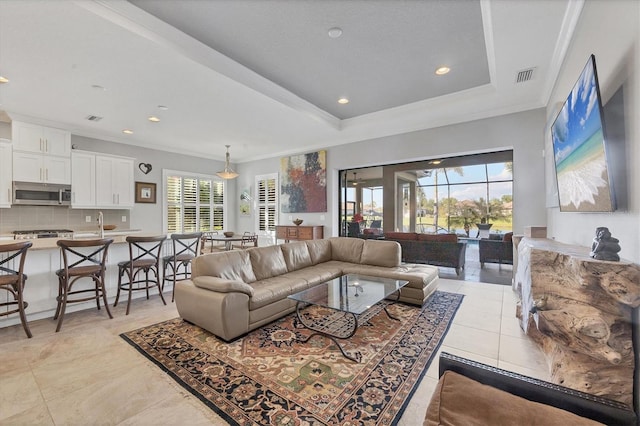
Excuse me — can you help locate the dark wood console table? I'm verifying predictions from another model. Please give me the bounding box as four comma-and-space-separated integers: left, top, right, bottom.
275, 225, 323, 242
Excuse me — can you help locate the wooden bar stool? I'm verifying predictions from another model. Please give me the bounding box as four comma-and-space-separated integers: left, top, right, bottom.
114, 235, 167, 315
162, 232, 202, 302
55, 238, 113, 332
0, 241, 33, 338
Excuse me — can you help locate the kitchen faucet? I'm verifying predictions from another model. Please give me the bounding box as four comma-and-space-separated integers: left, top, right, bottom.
97, 211, 104, 238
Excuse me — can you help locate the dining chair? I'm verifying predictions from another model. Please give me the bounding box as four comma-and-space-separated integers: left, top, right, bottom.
55, 238, 114, 332
0, 241, 33, 338
239, 232, 258, 249
201, 231, 224, 253
114, 235, 167, 315
162, 232, 203, 302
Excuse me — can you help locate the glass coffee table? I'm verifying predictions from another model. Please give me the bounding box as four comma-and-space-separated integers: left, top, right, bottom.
288, 274, 409, 362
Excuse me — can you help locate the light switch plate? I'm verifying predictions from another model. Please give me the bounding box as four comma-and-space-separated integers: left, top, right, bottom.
85, 216, 91, 222
121, 216, 127, 222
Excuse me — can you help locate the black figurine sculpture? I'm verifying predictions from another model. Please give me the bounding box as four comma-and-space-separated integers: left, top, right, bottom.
590, 227, 621, 261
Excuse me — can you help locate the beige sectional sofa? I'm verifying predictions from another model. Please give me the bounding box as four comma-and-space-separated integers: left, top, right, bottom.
175, 237, 439, 341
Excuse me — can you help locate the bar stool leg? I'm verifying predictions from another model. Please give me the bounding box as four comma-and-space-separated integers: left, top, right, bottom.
55, 283, 69, 332
114, 266, 123, 308
125, 268, 134, 316
53, 275, 64, 321
16, 282, 32, 338
99, 272, 113, 319
171, 261, 178, 303
155, 268, 167, 306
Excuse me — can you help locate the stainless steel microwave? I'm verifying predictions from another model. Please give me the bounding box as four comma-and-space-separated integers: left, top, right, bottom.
12, 181, 72, 206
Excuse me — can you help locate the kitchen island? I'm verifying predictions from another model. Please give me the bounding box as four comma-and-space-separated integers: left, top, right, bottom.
0, 229, 178, 332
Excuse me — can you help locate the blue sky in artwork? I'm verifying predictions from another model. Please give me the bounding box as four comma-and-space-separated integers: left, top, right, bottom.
552, 57, 603, 164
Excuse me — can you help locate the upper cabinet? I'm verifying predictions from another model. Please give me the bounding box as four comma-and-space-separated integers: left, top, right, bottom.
13, 152, 70, 184
12, 121, 71, 156
71, 151, 134, 209
12, 121, 71, 184
96, 155, 134, 208
0, 139, 12, 208
70, 151, 96, 208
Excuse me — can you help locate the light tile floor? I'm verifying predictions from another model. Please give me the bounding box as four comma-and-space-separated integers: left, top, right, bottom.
0, 278, 548, 425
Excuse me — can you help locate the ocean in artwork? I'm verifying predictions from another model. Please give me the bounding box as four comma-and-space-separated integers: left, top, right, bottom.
555, 128, 613, 211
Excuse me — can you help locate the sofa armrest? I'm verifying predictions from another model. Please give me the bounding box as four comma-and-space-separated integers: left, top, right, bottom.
192, 276, 254, 297
438, 352, 637, 425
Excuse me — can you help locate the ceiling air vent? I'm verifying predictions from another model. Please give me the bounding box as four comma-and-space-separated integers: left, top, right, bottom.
516, 68, 535, 83
85, 115, 103, 122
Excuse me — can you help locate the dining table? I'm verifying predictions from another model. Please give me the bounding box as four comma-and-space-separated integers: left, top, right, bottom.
207, 234, 251, 251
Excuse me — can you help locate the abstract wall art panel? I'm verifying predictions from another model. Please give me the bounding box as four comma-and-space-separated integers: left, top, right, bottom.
280, 150, 327, 213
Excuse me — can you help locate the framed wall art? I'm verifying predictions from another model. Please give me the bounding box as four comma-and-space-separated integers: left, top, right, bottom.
135, 181, 156, 204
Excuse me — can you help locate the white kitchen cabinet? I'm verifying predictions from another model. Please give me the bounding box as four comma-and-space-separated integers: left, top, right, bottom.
13, 151, 71, 184
71, 151, 96, 208
0, 139, 12, 208
95, 154, 134, 209
12, 121, 71, 156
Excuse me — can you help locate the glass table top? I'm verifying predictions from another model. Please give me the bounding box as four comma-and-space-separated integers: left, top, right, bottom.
288, 273, 409, 315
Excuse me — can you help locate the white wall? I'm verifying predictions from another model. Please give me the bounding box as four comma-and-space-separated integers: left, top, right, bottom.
0, 121, 10, 139
71, 135, 228, 234
546, 0, 640, 263
546, 3, 640, 411
237, 108, 548, 238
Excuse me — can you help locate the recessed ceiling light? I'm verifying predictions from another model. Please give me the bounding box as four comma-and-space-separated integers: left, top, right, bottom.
435, 66, 451, 76
338, 97, 349, 104
0, 76, 9, 84
122, 129, 133, 135
429, 159, 443, 165
328, 27, 343, 38
148, 116, 160, 122
157, 105, 169, 110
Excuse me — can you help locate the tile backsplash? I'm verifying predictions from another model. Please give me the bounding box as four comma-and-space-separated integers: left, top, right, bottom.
0, 206, 130, 234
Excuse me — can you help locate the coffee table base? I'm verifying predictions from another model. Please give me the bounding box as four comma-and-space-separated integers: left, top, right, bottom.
294, 297, 401, 363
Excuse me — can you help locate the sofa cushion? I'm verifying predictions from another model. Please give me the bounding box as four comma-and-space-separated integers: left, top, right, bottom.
192, 251, 257, 283
192, 276, 254, 296
305, 240, 332, 264
280, 241, 313, 271
424, 371, 603, 426
344, 263, 438, 291
249, 245, 288, 281
417, 233, 457, 243
282, 266, 342, 287
329, 237, 364, 263
361, 239, 401, 267
249, 275, 308, 310
384, 232, 418, 241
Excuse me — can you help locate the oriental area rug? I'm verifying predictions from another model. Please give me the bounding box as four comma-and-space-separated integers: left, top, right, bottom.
121, 291, 464, 425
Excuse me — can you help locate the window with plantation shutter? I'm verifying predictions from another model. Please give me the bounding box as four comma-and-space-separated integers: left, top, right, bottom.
255, 173, 278, 234
163, 170, 225, 234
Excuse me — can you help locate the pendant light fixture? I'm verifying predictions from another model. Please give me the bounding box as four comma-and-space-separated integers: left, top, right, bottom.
216, 145, 239, 179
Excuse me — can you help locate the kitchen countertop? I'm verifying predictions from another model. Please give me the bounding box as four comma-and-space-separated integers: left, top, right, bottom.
0, 229, 145, 250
